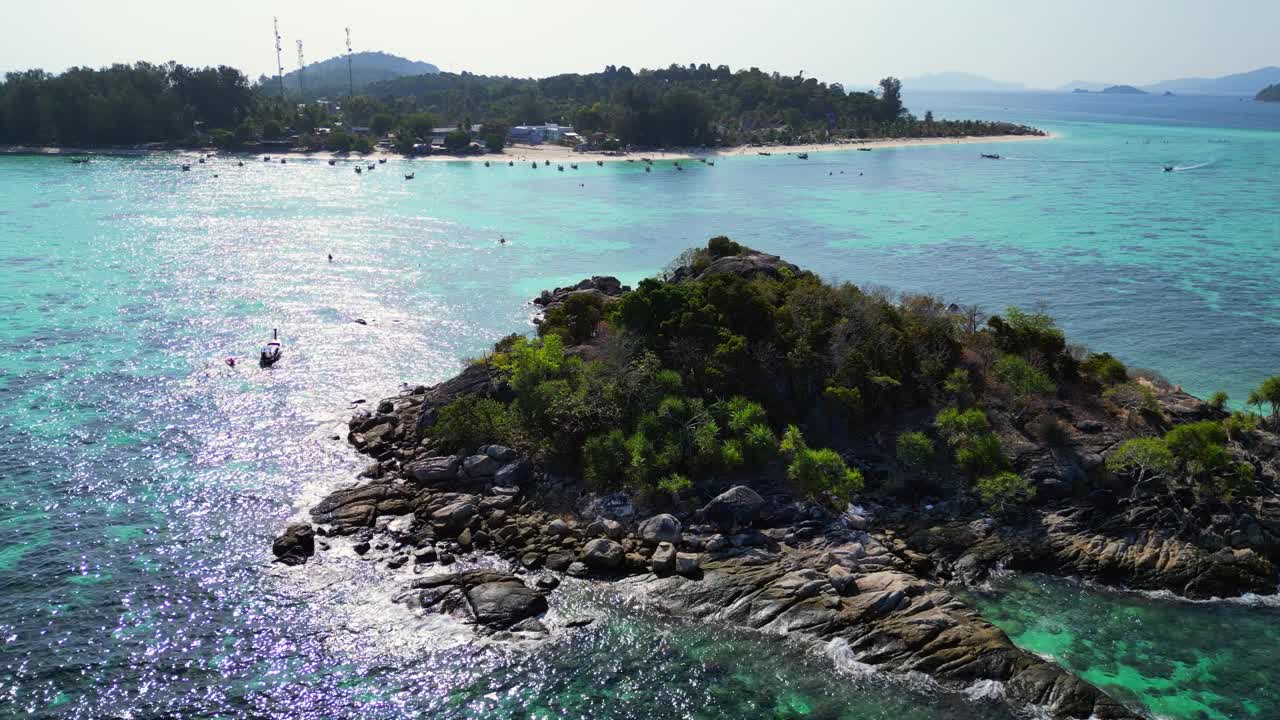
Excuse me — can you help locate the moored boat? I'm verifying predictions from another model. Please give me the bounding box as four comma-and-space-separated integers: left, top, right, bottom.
259, 329, 282, 368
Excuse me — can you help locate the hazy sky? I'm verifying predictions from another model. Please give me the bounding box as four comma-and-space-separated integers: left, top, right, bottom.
2, 0, 1276, 88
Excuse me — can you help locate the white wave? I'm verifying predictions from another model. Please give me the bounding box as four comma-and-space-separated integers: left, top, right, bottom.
1172, 159, 1215, 171
823, 638, 881, 678
961, 679, 1006, 701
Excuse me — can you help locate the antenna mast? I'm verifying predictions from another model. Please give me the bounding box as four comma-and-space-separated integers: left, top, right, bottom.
296, 40, 306, 97
273, 17, 285, 101
345, 28, 354, 98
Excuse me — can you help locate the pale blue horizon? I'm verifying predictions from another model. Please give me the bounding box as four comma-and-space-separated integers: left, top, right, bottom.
1, 0, 1277, 89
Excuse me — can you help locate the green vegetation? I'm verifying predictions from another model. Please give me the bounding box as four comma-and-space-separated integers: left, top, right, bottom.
420, 237, 1271, 515
0, 61, 1041, 150
1080, 352, 1128, 385
934, 407, 1009, 478
433, 396, 514, 451
975, 472, 1036, 514
367, 66, 1040, 148
1207, 391, 1229, 411
895, 432, 934, 468
1106, 437, 1175, 485
1107, 420, 1255, 500
781, 426, 864, 507
992, 354, 1056, 416
1247, 376, 1280, 427
0, 63, 256, 146
1104, 382, 1161, 417
537, 293, 607, 344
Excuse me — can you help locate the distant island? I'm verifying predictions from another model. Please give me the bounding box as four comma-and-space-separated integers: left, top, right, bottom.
1071, 85, 1148, 95
1258, 83, 1280, 102
1059, 66, 1280, 95
0, 61, 1042, 155
1101, 85, 1148, 95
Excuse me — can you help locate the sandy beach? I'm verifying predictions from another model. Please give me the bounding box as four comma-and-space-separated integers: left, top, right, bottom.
3, 133, 1055, 165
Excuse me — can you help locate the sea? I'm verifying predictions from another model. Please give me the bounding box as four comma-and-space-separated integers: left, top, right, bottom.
1, 90, 1277, 719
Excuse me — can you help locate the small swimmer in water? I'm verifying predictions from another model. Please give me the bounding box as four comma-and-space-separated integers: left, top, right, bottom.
328, 253, 333, 262
225, 357, 237, 368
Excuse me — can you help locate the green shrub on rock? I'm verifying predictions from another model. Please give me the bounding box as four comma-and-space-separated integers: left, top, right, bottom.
433, 396, 515, 452
1080, 352, 1128, 385
582, 429, 628, 489
976, 472, 1036, 514
957, 432, 1008, 477
895, 431, 934, 469
781, 425, 863, 507
538, 292, 606, 344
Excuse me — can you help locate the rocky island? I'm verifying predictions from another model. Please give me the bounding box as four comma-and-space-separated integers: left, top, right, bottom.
1257, 83, 1280, 102
1100, 85, 1149, 94
276, 238, 1280, 720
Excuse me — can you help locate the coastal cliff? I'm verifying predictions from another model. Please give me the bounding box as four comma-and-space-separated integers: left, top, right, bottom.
277, 239, 1280, 719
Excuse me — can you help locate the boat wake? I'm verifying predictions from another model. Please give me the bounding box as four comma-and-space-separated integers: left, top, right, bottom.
1170, 159, 1214, 172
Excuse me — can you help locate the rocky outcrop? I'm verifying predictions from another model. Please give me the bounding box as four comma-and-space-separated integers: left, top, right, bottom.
400, 569, 548, 631
532, 276, 629, 311
895, 507, 1277, 598
623, 524, 1136, 719
272, 523, 315, 565
280, 268, 1280, 718
700, 485, 765, 532
673, 251, 802, 283
310, 480, 414, 529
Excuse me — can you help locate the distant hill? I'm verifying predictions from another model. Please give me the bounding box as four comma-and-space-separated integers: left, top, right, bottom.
1057, 67, 1280, 95
261, 51, 439, 96
1145, 66, 1280, 95
1258, 83, 1280, 102
1100, 85, 1147, 95
901, 72, 1027, 92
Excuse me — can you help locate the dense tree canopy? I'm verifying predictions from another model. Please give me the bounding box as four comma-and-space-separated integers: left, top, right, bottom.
366, 64, 1039, 147
0, 61, 1041, 151
0, 62, 256, 146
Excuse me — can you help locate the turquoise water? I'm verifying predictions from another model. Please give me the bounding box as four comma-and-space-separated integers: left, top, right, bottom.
0, 93, 1277, 718
963, 575, 1280, 720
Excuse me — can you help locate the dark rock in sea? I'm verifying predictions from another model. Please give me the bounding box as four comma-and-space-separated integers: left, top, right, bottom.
409, 570, 548, 630
272, 523, 315, 565
311, 480, 414, 529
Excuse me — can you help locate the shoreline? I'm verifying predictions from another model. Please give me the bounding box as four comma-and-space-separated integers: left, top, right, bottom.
0, 133, 1055, 164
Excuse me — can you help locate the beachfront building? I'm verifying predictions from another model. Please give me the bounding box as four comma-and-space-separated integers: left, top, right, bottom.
506, 124, 576, 145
